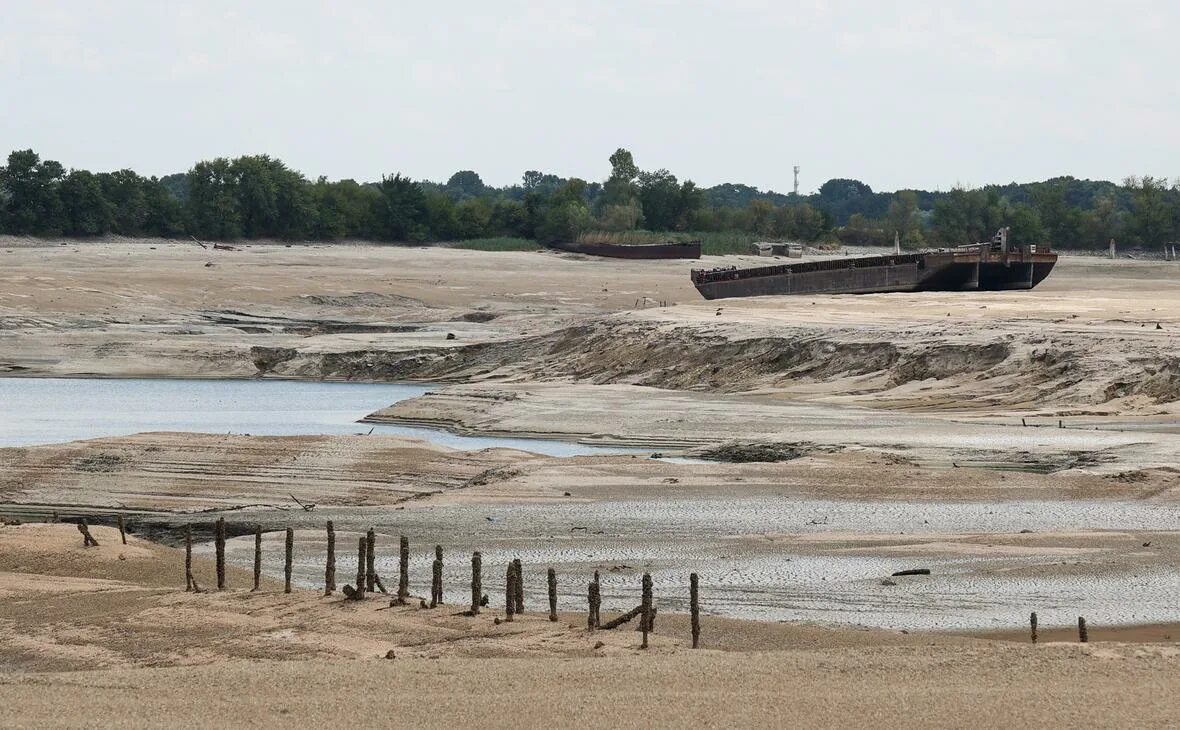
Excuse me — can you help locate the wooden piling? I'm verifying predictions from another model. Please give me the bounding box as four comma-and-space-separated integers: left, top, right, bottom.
324, 520, 336, 596
547, 568, 558, 622
505, 562, 516, 622
592, 571, 601, 629
640, 573, 652, 649
690, 572, 700, 649
353, 536, 367, 600
117, 515, 127, 545
1030, 611, 1037, 644
78, 520, 99, 547
398, 536, 410, 604
284, 527, 294, 594
252, 525, 262, 592
513, 557, 524, 613
470, 552, 482, 614
184, 525, 193, 592
430, 545, 443, 607
215, 517, 226, 590
365, 529, 376, 592
1078, 616, 1088, 643
587, 581, 597, 630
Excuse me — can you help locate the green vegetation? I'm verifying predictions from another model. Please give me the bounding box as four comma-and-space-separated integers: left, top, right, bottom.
2, 146, 1177, 251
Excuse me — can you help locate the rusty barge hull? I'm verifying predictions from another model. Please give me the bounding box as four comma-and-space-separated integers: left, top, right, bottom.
691, 247, 1057, 300
548, 240, 701, 260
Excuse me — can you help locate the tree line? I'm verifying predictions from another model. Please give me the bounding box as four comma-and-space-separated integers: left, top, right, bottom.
1, 147, 1177, 250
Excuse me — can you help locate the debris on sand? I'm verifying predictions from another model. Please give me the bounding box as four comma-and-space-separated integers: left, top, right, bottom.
694, 441, 820, 463
891, 568, 931, 577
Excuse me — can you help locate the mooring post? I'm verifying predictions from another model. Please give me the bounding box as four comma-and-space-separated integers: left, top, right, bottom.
505, 562, 516, 622
215, 517, 226, 590
690, 572, 700, 649
185, 524, 193, 592
117, 515, 127, 545
513, 557, 524, 613
1030, 611, 1038, 644
353, 536, 366, 600
398, 535, 410, 603
592, 571, 601, 629
283, 527, 294, 594
470, 551, 482, 614
324, 520, 336, 596
547, 568, 558, 622
252, 525, 262, 592
640, 573, 653, 649
1078, 616, 1088, 643
365, 529, 376, 592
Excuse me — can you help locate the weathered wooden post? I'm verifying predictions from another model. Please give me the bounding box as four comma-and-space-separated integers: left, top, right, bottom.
324, 520, 336, 596
592, 571, 601, 629
513, 557, 524, 613
365, 529, 377, 592
505, 562, 516, 622
398, 536, 410, 604
252, 525, 262, 592
353, 536, 366, 600
117, 515, 127, 545
587, 580, 597, 630
470, 551, 482, 614
1078, 616, 1088, 643
640, 573, 652, 649
284, 527, 294, 594
430, 545, 443, 607
690, 572, 700, 649
1030, 611, 1038, 644
185, 524, 194, 592
547, 568, 558, 622
215, 517, 226, 590
78, 520, 99, 547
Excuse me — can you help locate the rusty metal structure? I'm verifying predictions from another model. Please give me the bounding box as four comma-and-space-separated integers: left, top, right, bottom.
548, 239, 701, 260
691, 228, 1056, 300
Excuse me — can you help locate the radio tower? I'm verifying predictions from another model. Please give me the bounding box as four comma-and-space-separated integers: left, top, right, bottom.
793, 166, 800, 196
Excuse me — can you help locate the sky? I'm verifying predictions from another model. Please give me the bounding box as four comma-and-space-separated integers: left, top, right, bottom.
3, 1, 1179, 194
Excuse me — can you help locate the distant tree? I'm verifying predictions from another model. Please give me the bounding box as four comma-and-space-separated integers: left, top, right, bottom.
886, 190, 924, 248
186, 158, 241, 239
444, 170, 486, 201
537, 179, 591, 242
1123, 175, 1176, 248
375, 174, 428, 241
60, 169, 112, 236
1030, 181, 1081, 249
0, 149, 66, 234
98, 169, 149, 235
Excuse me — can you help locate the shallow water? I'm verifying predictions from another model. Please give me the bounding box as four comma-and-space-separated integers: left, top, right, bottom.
0, 377, 638, 456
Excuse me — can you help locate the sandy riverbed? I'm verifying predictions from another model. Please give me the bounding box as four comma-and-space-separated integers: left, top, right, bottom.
3, 238, 1180, 725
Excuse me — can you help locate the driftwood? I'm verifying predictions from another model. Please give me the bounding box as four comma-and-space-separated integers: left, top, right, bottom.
324, 520, 336, 596
599, 604, 643, 630
891, 568, 930, 577
289, 494, 315, 511
77, 520, 99, 547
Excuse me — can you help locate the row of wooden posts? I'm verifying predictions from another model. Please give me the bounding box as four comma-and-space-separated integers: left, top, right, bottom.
1029, 612, 1090, 643
185, 518, 702, 649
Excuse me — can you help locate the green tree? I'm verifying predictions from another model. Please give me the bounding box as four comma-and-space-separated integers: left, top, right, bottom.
59, 169, 112, 236
443, 170, 486, 201
886, 190, 925, 248
0, 149, 66, 234
186, 158, 241, 239
375, 174, 428, 241
1123, 175, 1176, 248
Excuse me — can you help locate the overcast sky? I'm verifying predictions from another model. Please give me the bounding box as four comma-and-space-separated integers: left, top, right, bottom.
4, 1, 1178, 193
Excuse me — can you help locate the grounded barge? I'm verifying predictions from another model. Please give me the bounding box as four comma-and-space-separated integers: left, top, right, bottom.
691, 229, 1056, 300
549, 240, 701, 259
